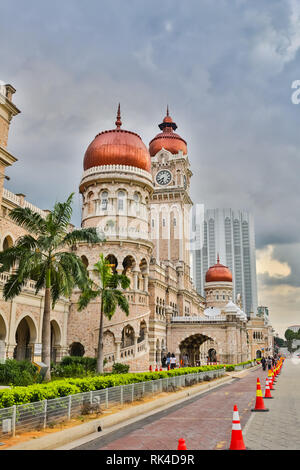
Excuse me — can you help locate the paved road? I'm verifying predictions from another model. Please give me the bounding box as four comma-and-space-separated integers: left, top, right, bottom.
244, 357, 300, 450
73, 365, 273, 450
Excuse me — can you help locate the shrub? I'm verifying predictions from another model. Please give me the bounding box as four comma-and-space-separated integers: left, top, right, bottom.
51, 356, 97, 378
112, 363, 130, 374
0, 359, 39, 386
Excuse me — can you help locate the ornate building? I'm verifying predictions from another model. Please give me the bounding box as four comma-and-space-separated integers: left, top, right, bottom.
0, 83, 274, 369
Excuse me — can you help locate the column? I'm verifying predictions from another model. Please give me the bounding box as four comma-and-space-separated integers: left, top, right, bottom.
134, 336, 138, 356
115, 341, 121, 361
143, 273, 149, 292
133, 268, 139, 291
144, 331, 149, 351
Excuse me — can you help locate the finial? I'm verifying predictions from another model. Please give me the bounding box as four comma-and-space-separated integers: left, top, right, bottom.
166, 104, 169, 116
115, 103, 122, 129
217, 253, 220, 264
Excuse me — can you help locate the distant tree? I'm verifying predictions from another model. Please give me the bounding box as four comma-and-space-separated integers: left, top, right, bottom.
274, 337, 286, 348
285, 329, 295, 352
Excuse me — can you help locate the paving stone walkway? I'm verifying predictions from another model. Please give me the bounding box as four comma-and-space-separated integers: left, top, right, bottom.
244, 358, 300, 450
74, 365, 271, 450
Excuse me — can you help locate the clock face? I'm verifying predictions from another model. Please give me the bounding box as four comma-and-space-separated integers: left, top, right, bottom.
156, 170, 172, 186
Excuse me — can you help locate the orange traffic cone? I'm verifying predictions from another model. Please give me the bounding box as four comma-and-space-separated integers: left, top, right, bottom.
251, 378, 269, 412
149, 365, 152, 372
167, 364, 170, 371
159, 367, 162, 371
177, 438, 187, 450
155, 365, 158, 372
268, 370, 274, 388
229, 405, 246, 450
264, 377, 273, 399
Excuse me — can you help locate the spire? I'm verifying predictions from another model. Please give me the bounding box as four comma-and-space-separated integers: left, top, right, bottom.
158, 106, 177, 131
217, 253, 220, 264
115, 103, 122, 129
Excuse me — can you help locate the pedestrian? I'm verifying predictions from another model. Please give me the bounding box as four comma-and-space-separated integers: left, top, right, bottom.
183, 354, 188, 367
261, 356, 266, 371
166, 352, 171, 368
170, 353, 176, 369
272, 356, 275, 367
162, 355, 166, 368
267, 356, 272, 370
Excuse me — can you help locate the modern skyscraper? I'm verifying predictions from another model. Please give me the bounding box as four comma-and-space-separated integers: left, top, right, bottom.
191, 208, 258, 317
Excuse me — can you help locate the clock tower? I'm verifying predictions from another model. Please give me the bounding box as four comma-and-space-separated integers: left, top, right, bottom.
149, 108, 193, 270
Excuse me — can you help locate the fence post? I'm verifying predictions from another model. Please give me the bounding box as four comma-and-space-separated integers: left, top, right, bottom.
12, 405, 16, 437
106, 388, 109, 409
68, 395, 72, 420
120, 386, 123, 405
132, 383, 134, 403
43, 399, 47, 430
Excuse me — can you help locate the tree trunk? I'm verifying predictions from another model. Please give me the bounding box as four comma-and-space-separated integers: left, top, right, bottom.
97, 293, 104, 374
42, 270, 51, 381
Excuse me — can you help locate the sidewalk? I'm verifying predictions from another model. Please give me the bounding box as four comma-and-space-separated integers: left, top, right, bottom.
244, 358, 300, 450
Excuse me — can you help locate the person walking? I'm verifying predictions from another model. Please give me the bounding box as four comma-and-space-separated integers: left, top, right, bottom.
267, 356, 272, 370
261, 356, 266, 371
170, 353, 176, 369
166, 352, 171, 369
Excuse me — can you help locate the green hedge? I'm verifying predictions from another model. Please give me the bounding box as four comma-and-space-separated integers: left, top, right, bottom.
0, 365, 223, 408
222, 360, 254, 372
0, 360, 258, 409
0, 360, 40, 386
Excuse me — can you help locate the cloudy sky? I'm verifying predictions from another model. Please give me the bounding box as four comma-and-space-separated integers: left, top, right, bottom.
1, 0, 300, 336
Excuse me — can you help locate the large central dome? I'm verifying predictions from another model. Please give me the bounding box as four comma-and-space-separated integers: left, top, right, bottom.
84, 105, 151, 173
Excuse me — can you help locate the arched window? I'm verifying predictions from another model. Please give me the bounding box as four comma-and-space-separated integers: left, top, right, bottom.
81, 255, 89, 268
3, 235, 13, 250
118, 190, 126, 211
87, 191, 94, 215
133, 192, 140, 215
69, 342, 85, 357
100, 191, 108, 211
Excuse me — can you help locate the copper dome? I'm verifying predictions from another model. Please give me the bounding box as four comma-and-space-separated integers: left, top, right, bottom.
149, 107, 187, 157
205, 255, 233, 283
84, 105, 151, 173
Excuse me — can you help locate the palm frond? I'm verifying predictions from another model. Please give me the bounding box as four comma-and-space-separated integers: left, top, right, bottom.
51, 193, 74, 232
61, 227, 102, 247
78, 287, 100, 311
2, 272, 28, 300
0, 247, 24, 272
8, 207, 46, 235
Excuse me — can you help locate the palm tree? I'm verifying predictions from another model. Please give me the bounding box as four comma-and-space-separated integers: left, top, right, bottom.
0, 193, 101, 380
78, 253, 130, 373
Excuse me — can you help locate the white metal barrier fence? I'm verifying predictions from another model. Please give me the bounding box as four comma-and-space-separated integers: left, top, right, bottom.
0, 368, 225, 440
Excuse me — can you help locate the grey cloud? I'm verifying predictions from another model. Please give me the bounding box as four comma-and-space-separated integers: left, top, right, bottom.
1, 0, 300, 333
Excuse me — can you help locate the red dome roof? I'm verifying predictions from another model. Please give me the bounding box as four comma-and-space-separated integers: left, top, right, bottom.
205, 256, 233, 283
84, 105, 151, 173
149, 108, 187, 157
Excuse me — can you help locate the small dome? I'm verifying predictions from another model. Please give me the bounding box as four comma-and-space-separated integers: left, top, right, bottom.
149, 107, 187, 157
84, 105, 151, 173
205, 255, 233, 283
